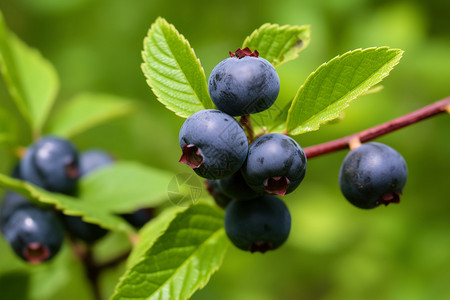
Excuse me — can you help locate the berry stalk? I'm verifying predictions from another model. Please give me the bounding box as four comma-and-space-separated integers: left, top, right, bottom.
303, 97, 450, 159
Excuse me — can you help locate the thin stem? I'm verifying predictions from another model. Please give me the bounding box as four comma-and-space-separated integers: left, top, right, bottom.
240, 115, 254, 144
303, 97, 450, 159
70, 238, 130, 300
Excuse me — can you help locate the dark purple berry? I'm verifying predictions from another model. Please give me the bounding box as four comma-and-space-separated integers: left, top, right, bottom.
208, 48, 280, 116
121, 208, 154, 229
242, 134, 307, 195
218, 171, 261, 200
20, 136, 79, 193
2, 205, 64, 263
205, 180, 232, 209
62, 215, 108, 243
79, 149, 114, 176
224, 196, 291, 253
339, 142, 408, 209
179, 109, 248, 179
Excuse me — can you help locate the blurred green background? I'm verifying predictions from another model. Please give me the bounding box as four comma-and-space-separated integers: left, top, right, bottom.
0, 0, 449, 299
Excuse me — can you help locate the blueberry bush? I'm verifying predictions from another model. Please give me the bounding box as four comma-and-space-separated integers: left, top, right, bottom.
0, 7, 449, 300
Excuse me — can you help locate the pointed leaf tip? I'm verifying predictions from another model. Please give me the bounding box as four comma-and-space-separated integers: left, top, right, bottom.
286, 47, 403, 135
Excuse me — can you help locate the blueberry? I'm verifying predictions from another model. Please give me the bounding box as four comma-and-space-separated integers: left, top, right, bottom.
20, 136, 80, 193
205, 180, 232, 209
242, 133, 307, 195
121, 208, 154, 229
62, 215, 108, 243
2, 206, 64, 264
338, 142, 408, 209
179, 109, 248, 179
0, 192, 34, 230
208, 48, 280, 116
224, 195, 291, 253
218, 170, 261, 200
79, 149, 114, 176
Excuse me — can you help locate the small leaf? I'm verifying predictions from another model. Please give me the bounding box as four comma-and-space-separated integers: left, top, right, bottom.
111, 203, 229, 300
243, 23, 311, 67
0, 173, 134, 234
0, 106, 20, 145
46, 93, 137, 138
78, 161, 174, 213
142, 17, 213, 118
0, 12, 59, 133
286, 47, 403, 135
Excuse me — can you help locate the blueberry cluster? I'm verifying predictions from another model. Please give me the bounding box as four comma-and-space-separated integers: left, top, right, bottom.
179, 48, 307, 253
0, 137, 152, 264
339, 142, 408, 209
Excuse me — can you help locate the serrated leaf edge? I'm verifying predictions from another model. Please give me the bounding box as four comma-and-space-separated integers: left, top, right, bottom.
286, 47, 403, 135
112, 204, 228, 300
141, 17, 212, 118
0, 173, 135, 233
243, 22, 311, 67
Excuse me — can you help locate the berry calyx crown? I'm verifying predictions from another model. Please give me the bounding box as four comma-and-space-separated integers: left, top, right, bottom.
229, 47, 259, 59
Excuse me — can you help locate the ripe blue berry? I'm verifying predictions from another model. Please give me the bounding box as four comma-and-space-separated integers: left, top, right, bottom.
339, 142, 408, 209
20, 136, 79, 193
0, 192, 34, 229
2, 205, 64, 264
121, 208, 154, 229
224, 196, 291, 253
208, 48, 280, 116
62, 149, 112, 242
205, 180, 232, 209
62, 215, 108, 243
179, 109, 248, 179
242, 133, 307, 195
79, 149, 114, 176
218, 170, 261, 200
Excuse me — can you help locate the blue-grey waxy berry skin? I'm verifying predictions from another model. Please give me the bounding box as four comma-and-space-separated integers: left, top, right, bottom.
62, 215, 108, 243
179, 109, 248, 180
62, 149, 112, 242
79, 149, 114, 176
205, 180, 232, 209
0, 192, 34, 230
2, 205, 64, 263
208, 56, 280, 116
224, 196, 291, 253
218, 170, 261, 200
339, 142, 408, 209
242, 134, 307, 195
20, 136, 79, 193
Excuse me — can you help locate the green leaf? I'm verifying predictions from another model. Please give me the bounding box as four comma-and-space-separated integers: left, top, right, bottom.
0, 173, 134, 234
142, 17, 213, 118
111, 203, 229, 300
0, 106, 20, 144
126, 206, 182, 268
243, 23, 311, 67
0, 12, 59, 133
78, 161, 174, 213
286, 47, 403, 135
46, 93, 137, 138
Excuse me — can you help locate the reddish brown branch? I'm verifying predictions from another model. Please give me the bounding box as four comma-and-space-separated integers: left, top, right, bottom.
303, 97, 450, 159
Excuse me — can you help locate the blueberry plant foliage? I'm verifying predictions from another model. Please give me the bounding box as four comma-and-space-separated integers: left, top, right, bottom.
0, 12, 448, 300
